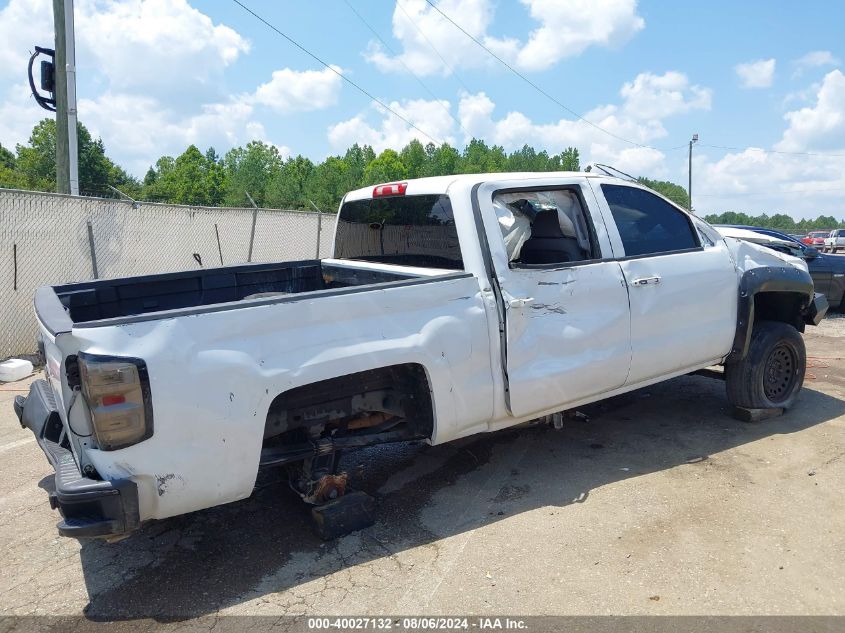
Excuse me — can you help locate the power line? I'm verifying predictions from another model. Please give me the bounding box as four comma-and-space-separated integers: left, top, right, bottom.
231, 0, 443, 146
395, 0, 472, 94
422, 0, 661, 151
344, 0, 473, 140
699, 144, 845, 158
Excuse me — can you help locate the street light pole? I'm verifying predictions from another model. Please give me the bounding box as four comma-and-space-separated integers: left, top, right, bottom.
688, 133, 698, 213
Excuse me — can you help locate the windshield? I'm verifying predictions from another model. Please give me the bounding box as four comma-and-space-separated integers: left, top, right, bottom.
334, 194, 463, 270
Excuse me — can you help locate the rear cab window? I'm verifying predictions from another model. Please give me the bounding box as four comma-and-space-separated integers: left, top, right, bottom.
335, 194, 463, 270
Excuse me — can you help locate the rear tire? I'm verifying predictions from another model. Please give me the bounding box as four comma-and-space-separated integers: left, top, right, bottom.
725, 320, 805, 410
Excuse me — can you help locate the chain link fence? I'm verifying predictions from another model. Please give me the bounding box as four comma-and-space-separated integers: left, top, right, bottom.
0, 188, 336, 359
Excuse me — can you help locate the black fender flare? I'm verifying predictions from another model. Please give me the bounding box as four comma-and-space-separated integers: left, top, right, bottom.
726, 266, 818, 363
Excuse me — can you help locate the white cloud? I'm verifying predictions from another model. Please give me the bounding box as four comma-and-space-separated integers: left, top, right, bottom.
76, 0, 249, 96
79, 92, 279, 175
366, 0, 644, 76
792, 50, 840, 78
456, 91, 670, 174
0, 0, 347, 174
90, 60, 342, 170
325, 70, 708, 179
777, 70, 845, 152
620, 71, 712, 119
490, 0, 645, 72
320, 66, 843, 220
327, 98, 456, 152
735, 58, 776, 89
455, 71, 709, 173
251, 66, 343, 113
0, 84, 47, 150
365, 0, 496, 76
693, 147, 845, 218
693, 75, 845, 217
0, 0, 53, 82
0, 0, 250, 94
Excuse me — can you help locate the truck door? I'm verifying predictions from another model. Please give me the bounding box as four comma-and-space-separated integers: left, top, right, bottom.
475, 178, 631, 419
590, 182, 737, 385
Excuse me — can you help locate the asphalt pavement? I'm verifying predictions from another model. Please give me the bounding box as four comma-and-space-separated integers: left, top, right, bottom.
0, 316, 843, 621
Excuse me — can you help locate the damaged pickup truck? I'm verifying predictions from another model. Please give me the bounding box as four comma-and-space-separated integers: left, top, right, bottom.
15, 172, 827, 540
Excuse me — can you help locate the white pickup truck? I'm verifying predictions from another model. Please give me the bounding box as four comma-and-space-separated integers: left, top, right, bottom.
823, 229, 845, 253
15, 172, 828, 540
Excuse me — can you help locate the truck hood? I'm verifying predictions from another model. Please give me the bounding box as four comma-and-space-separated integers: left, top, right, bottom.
722, 236, 809, 275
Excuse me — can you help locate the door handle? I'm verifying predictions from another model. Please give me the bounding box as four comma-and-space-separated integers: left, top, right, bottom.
508, 297, 535, 308
631, 276, 661, 286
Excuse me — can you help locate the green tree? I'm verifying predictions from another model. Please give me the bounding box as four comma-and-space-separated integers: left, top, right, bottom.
266, 155, 315, 209
423, 143, 461, 177
222, 141, 283, 207
204, 147, 226, 206
0, 142, 25, 188
812, 215, 840, 229
14, 119, 57, 191
400, 139, 428, 179
460, 139, 493, 173
506, 145, 540, 172
702, 212, 845, 230
558, 147, 580, 171
638, 177, 690, 209
141, 156, 176, 201
13, 118, 139, 196
340, 143, 375, 193
144, 145, 225, 206
362, 149, 407, 185
0, 143, 15, 169
767, 213, 796, 231
306, 156, 353, 211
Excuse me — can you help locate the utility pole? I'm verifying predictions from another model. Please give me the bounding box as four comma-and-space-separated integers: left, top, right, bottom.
688, 133, 698, 213
52, 0, 79, 195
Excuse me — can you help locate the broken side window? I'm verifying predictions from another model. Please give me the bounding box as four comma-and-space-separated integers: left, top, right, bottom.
493, 189, 596, 265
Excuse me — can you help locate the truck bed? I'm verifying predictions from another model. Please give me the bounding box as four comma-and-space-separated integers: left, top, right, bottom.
40, 260, 427, 329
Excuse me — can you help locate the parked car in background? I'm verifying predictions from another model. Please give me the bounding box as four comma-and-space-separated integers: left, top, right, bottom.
716, 225, 845, 310
802, 230, 831, 247
822, 229, 845, 253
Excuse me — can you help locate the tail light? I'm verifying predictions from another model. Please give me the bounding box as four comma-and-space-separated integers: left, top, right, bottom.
78, 354, 153, 450
372, 182, 407, 197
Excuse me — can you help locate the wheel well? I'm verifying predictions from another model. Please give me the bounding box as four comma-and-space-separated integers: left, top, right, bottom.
263, 363, 434, 443
753, 291, 806, 332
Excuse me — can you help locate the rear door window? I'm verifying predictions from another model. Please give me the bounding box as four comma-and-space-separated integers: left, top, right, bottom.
335, 195, 463, 270
492, 188, 599, 265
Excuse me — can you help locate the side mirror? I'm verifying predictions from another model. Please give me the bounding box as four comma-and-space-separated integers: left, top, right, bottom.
804, 247, 820, 260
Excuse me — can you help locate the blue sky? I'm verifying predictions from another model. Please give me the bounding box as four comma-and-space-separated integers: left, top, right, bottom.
1, 0, 844, 218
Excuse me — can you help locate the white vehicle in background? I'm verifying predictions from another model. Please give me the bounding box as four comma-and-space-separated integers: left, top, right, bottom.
15, 172, 828, 541
822, 229, 845, 253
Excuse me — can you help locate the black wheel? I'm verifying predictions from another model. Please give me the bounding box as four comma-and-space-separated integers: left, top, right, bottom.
725, 320, 806, 409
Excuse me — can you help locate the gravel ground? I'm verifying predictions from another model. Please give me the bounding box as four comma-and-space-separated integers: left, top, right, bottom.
0, 317, 843, 622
